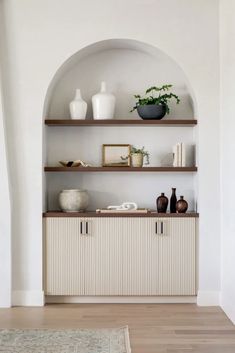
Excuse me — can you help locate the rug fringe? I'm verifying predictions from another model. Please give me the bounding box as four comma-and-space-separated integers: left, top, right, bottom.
123, 326, 131, 353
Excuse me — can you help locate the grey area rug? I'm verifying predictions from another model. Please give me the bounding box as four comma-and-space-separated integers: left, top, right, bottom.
0, 326, 131, 353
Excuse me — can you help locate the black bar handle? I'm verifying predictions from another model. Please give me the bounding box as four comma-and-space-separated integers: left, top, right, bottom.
155, 222, 158, 234
161, 221, 163, 234
86, 221, 88, 235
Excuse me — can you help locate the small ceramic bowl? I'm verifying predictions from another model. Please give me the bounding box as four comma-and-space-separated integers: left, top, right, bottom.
59, 160, 81, 167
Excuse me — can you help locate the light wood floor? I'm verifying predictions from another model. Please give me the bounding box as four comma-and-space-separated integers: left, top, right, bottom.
0, 304, 235, 352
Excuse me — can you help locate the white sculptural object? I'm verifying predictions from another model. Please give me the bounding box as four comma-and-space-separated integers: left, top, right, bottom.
107, 202, 138, 211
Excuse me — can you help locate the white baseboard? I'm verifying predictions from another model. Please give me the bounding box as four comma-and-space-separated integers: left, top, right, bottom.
45, 296, 197, 304
12, 291, 45, 307
197, 291, 220, 306
221, 296, 235, 324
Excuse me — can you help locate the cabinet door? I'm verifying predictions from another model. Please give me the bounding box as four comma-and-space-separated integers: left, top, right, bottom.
44, 217, 111, 295
44, 217, 87, 295
150, 218, 196, 295
107, 217, 196, 296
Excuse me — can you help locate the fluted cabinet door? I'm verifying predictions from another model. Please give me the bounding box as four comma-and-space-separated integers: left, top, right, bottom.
150, 218, 196, 295
44, 218, 85, 295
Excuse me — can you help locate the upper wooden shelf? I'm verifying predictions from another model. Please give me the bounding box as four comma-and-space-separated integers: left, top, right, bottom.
45, 119, 197, 127
44, 166, 197, 172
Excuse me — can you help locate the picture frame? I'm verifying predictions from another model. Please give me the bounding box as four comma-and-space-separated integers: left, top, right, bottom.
102, 144, 131, 167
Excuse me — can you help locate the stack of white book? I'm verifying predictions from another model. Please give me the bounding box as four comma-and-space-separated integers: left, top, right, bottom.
173, 143, 186, 167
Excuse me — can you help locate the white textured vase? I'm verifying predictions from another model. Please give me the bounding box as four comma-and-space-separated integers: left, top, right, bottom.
92, 82, 116, 120
59, 189, 89, 212
131, 153, 143, 167
69, 89, 87, 119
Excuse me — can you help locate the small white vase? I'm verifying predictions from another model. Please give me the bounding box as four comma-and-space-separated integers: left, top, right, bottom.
131, 153, 143, 167
69, 89, 87, 119
92, 82, 116, 120
59, 189, 89, 212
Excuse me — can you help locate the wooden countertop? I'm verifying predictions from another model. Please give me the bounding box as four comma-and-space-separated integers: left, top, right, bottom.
43, 211, 199, 218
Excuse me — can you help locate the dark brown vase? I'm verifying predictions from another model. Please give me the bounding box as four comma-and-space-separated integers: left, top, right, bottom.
156, 193, 168, 213
176, 196, 188, 213
170, 188, 177, 213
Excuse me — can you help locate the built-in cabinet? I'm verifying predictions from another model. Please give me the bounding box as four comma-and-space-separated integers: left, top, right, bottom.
44, 216, 197, 296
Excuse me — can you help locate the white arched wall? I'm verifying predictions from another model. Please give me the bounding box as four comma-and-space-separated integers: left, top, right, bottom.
44, 39, 197, 118
1, 0, 220, 306
44, 39, 197, 214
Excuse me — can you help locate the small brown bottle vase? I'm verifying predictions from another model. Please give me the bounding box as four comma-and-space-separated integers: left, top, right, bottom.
176, 196, 188, 213
156, 193, 168, 213
170, 187, 177, 213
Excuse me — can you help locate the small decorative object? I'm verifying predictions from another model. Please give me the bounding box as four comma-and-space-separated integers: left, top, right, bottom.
173, 142, 186, 167
131, 85, 180, 120
176, 196, 188, 213
96, 208, 149, 214
170, 188, 177, 213
160, 153, 174, 167
108, 202, 138, 211
69, 89, 87, 119
59, 160, 91, 167
59, 189, 89, 212
156, 193, 168, 213
130, 146, 150, 167
102, 144, 131, 167
121, 146, 150, 167
92, 81, 116, 120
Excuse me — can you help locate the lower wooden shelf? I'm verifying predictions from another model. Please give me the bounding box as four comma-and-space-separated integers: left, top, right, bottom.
43, 211, 199, 218
44, 166, 197, 172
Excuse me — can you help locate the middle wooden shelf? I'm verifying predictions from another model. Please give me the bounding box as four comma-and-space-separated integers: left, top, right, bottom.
44, 166, 197, 172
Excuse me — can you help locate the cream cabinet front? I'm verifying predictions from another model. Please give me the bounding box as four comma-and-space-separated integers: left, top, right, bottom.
44, 217, 196, 296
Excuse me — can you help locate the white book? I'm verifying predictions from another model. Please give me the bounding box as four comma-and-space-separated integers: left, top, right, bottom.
181, 143, 186, 167
177, 143, 182, 167
173, 144, 178, 167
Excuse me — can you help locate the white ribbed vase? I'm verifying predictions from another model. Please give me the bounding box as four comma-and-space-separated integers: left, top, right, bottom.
92, 82, 116, 120
59, 189, 89, 212
69, 89, 87, 119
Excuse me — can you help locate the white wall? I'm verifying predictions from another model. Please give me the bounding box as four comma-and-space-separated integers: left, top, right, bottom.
0, 1, 11, 307
46, 40, 196, 211
1, 0, 221, 306
0, 76, 11, 308
220, 0, 235, 323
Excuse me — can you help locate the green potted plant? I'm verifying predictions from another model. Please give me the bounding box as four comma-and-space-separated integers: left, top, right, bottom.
131, 84, 180, 120
121, 146, 150, 167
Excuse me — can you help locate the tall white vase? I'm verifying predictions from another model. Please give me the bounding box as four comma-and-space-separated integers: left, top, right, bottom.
92, 82, 116, 120
69, 89, 87, 119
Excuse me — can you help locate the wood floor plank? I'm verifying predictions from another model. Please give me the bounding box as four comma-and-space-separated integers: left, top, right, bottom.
0, 304, 234, 352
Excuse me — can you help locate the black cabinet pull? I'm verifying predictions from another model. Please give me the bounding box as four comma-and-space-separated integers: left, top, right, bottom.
80, 221, 83, 235
86, 221, 88, 235
155, 222, 158, 234
161, 221, 163, 234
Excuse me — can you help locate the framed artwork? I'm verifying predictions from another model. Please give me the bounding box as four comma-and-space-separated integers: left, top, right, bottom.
102, 144, 131, 167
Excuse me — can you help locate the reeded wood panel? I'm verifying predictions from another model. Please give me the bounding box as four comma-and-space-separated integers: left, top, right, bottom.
44, 217, 196, 296
45, 218, 85, 295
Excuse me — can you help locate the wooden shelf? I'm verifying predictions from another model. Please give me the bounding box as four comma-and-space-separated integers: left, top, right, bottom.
44, 166, 197, 172
43, 211, 199, 218
45, 119, 197, 127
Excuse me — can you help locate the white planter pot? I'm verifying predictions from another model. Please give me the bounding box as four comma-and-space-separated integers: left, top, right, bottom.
92, 82, 116, 120
69, 89, 87, 119
59, 189, 89, 212
131, 153, 143, 167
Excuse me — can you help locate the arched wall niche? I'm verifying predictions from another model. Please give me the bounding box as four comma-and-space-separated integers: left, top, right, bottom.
43, 38, 197, 118
43, 39, 198, 212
